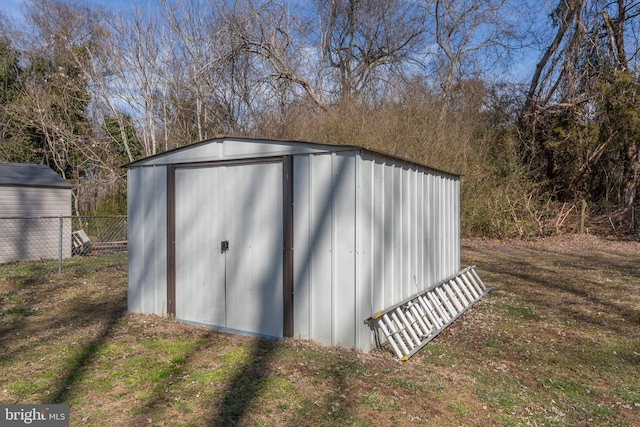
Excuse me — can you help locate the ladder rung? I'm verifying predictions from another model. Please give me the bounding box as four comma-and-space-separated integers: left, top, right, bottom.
470, 268, 488, 291
444, 282, 464, 312
466, 271, 483, 296
456, 276, 474, 303
396, 307, 421, 347
379, 314, 404, 359
460, 272, 479, 299
406, 303, 430, 337
435, 286, 458, 317
451, 277, 470, 306
418, 295, 443, 328
409, 301, 432, 334
390, 311, 415, 351
427, 291, 450, 323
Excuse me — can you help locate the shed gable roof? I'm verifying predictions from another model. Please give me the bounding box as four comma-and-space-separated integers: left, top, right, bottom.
125, 136, 460, 178
0, 163, 72, 189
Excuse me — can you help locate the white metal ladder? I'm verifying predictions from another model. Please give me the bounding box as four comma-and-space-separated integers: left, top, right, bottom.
366, 266, 489, 361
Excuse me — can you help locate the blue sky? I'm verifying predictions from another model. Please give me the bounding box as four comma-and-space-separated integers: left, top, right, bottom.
0, 0, 135, 22
1, 0, 25, 21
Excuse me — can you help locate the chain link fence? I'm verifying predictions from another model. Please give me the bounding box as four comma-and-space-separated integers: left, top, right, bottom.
0, 216, 127, 276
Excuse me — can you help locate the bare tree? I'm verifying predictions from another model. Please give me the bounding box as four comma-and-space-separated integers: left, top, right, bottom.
429, 0, 524, 104
525, 0, 640, 109
316, 0, 426, 102
224, 0, 328, 112
161, 0, 232, 141
104, 5, 170, 156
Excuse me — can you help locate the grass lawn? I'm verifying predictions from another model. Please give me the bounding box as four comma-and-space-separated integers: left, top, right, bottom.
1, 236, 639, 426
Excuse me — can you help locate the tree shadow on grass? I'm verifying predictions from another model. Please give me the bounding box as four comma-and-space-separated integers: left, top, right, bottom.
49, 294, 127, 404
206, 338, 279, 426
203, 337, 363, 426
128, 328, 218, 420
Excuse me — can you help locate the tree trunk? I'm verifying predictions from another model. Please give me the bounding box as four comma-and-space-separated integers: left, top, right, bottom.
622, 140, 639, 214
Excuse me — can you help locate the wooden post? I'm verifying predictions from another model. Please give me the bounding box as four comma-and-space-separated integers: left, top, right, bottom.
580, 199, 587, 234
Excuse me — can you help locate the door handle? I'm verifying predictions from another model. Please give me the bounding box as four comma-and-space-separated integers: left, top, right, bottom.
221, 240, 229, 253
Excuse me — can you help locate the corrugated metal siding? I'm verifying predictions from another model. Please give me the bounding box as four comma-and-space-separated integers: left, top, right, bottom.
359, 155, 460, 352
293, 152, 358, 347
127, 165, 167, 315
293, 151, 460, 352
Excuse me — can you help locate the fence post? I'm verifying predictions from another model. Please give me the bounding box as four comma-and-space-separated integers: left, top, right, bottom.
58, 215, 63, 273
580, 199, 587, 234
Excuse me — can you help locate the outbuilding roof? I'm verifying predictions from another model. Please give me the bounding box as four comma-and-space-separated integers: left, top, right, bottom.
0, 162, 73, 189
125, 136, 461, 178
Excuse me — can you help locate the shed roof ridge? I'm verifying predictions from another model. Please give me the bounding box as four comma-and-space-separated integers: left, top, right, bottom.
124, 136, 461, 177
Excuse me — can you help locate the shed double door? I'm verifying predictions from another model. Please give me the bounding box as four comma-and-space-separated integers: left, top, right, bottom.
174, 161, 284, 337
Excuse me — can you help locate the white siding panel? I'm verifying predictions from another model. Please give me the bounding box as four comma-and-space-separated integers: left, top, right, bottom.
292, 153, 335, 345
127, 168, 143, 313
454, 179, 461, 272
448, 178, 455, 275
333, 153, 356, 347
382, 162, 395, 310
371, 159, 386, 314
436, 174, 444, 282
293, 151, 360, 348
128, 165, 167, 316
356, 156, 374, 351
394, 166, 402, 302
400, 168, 415, 298
310, 153, 334, 345
450, 179, 457, 273
410, 171, 418, 292
419, 173, 426, 287
150, 167, 168, 315
427, 173, 435, 285
293, 155, 312, 340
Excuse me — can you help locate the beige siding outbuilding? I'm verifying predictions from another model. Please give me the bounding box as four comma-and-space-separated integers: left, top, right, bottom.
0, 163, 72, 263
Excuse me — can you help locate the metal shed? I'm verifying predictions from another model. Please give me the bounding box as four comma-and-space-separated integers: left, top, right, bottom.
126, 137, 461, 352
0, 162, 72, 263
